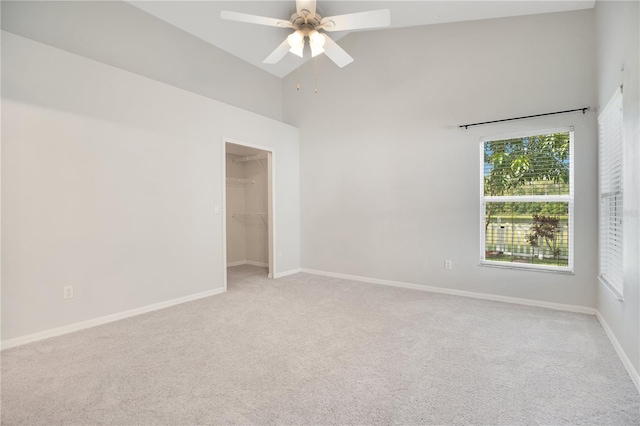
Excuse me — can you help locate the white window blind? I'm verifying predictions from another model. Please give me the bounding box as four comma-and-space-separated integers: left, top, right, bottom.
480, 128, 574, 272
598, 87, 624, 297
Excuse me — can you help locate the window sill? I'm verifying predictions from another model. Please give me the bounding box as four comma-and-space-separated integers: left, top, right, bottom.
598, 276, 624, 301
480, 260, 574, 274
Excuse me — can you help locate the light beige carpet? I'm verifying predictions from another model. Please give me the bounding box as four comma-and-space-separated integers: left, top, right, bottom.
2, 265, 639, 425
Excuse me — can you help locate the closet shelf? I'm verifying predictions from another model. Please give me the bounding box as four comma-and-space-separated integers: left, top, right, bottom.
226, 177, 254, 185
233, 154, 268, 163
232, 213, 267, 218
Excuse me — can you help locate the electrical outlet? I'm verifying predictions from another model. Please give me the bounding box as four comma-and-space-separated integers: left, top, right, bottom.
277, 250, 283, 259
445, 260, 452, 270
64, 286, 74, 300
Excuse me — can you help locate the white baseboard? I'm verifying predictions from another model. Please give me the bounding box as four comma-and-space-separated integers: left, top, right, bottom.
227, 260, 268, 268
1, 287, 226, 351
274, 268, 301, 278
300, 268, 596, 315
596, 311, 640, 393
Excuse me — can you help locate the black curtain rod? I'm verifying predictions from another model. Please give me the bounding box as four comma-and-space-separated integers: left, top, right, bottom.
459, 107, 590, 130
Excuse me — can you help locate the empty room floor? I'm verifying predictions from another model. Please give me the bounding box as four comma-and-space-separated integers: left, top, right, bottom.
1, 265, 638, 425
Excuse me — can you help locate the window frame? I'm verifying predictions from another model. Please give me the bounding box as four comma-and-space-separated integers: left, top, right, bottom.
479, 127, 575, 273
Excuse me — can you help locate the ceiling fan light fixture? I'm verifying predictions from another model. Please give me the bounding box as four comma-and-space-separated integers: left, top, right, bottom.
288, 43, 305, 57
308, 30, 326, 57
309, 30, 325, 46
288, 29, 304, 44
310, 45, 325, 57
287, 30, 305, 57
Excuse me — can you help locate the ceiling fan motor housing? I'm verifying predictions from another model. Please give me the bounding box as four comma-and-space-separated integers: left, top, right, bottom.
290, 12, 323, 31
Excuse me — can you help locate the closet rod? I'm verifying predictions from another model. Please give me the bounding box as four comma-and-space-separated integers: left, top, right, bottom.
459, 107, 589, 130
226, 177, 254, 184
233, 154, 268, 162
232, 213, 267, 217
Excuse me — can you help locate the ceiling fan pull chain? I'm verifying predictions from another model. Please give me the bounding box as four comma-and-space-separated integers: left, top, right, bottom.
314, 57, 318, 94
296, 57, 301, 91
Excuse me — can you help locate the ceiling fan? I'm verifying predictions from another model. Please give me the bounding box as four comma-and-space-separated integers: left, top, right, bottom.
220, 0, 390, 68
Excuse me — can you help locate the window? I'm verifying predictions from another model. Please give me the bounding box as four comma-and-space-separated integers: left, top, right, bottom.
598, 87, 623, 298
480, 129, 574, 272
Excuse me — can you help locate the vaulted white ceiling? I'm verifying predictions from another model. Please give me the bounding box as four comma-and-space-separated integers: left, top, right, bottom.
129, 1, 595, 78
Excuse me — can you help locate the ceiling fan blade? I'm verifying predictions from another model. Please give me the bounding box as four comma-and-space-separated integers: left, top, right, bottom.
296, 0, 317, 19
321, 9, 390, 32
263, 39, 292, 64
322, 35, 354, 68
220, 11, 293, 28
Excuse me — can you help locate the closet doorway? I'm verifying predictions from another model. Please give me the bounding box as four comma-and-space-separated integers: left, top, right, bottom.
223, 140, 274, 288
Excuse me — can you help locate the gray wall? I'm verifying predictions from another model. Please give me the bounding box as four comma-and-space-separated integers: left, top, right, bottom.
284, 10, 598, 308
1, 32, 300, 341
595, 0, 640, 376
1, 1, 283, 121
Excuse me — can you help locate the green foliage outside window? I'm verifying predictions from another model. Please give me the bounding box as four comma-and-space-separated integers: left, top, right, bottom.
483, 132, 570, 229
